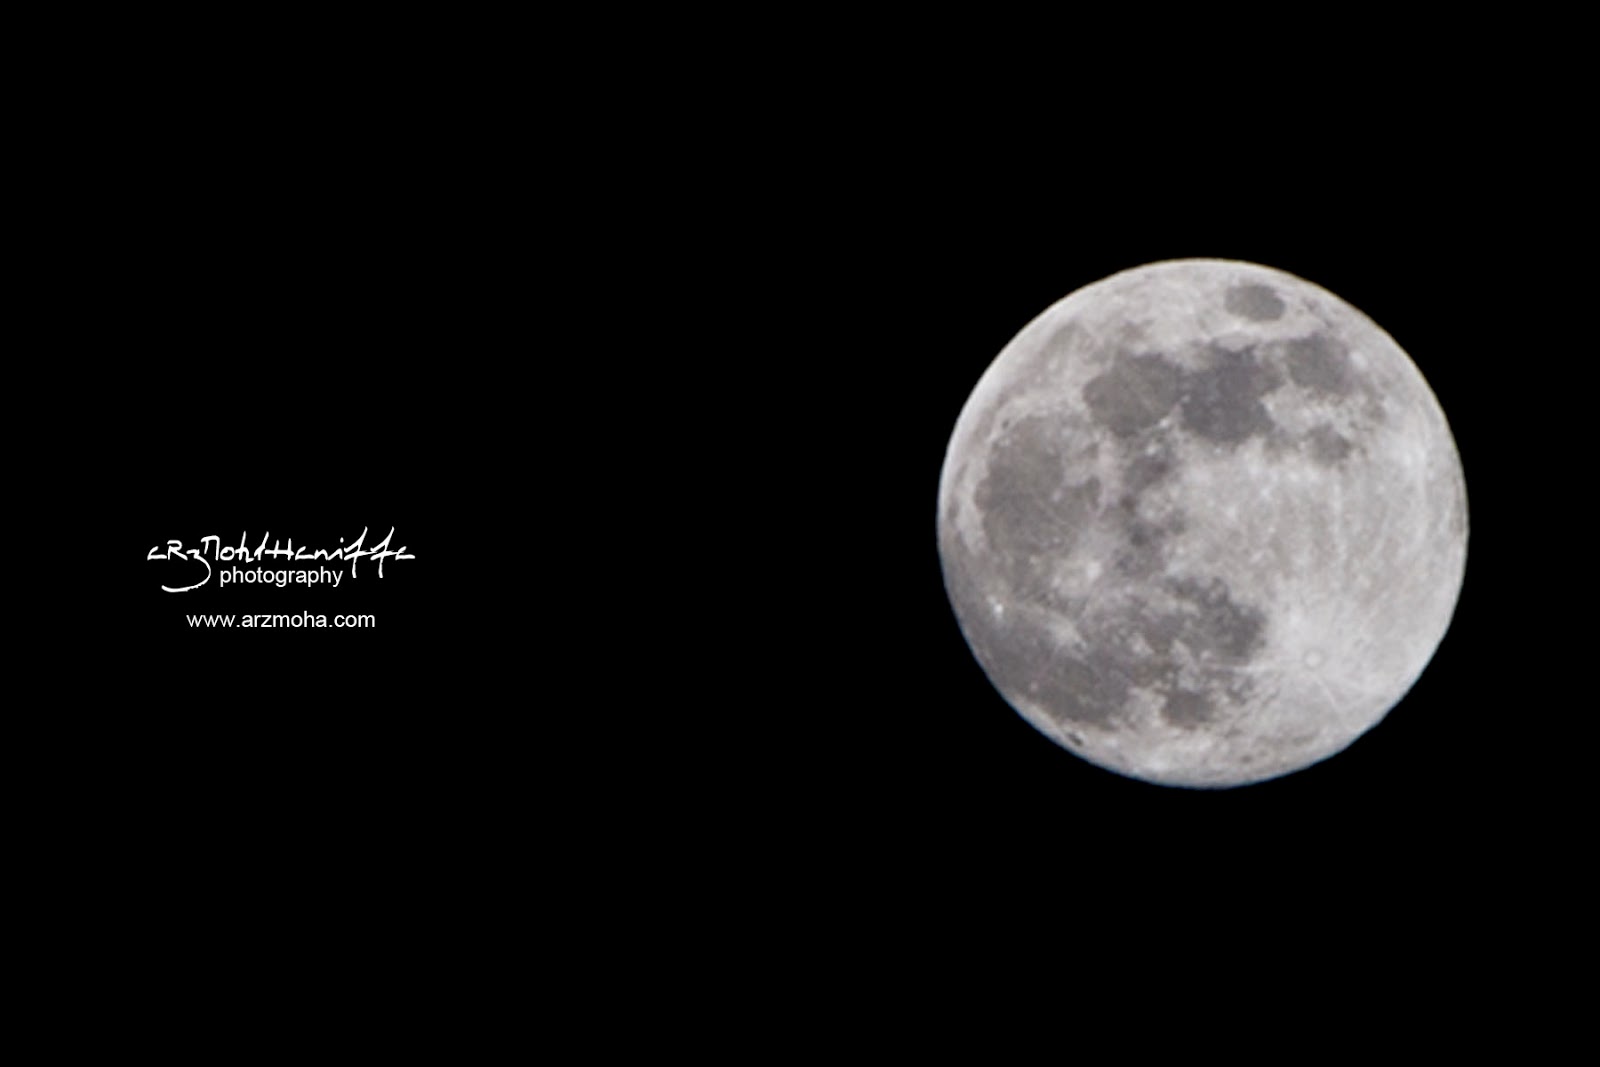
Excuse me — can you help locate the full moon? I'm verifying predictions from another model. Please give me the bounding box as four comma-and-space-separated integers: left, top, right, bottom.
937, 259, 1466, 787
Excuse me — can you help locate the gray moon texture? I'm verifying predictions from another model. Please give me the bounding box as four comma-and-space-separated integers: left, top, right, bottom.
937, 259, 1466, 788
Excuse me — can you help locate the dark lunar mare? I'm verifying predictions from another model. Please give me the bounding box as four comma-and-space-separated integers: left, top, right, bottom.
1284, 333, 1357, 397
1178, 345, 1282, 445
1224, 283, 1285, 321
948, 335, 1285, 734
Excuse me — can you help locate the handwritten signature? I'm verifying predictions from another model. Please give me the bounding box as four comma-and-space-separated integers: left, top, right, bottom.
148, 527, 416, 592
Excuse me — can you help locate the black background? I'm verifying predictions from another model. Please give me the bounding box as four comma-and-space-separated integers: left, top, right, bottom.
48, 43, 1583, 1016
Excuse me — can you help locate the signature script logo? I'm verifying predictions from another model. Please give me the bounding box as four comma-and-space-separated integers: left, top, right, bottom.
148, 527, 415, 593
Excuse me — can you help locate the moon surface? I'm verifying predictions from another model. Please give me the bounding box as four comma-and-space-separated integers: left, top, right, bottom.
937, 260, 1466, 787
